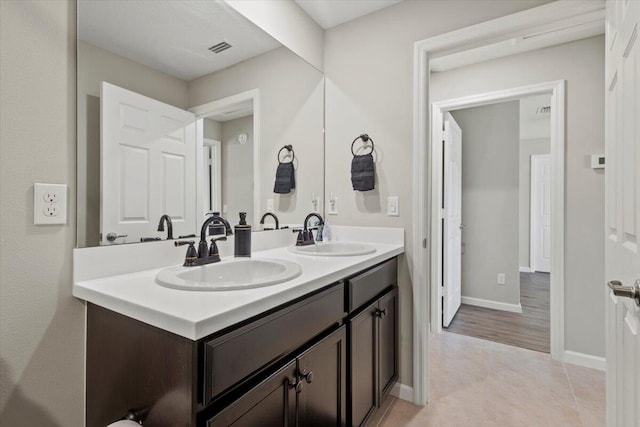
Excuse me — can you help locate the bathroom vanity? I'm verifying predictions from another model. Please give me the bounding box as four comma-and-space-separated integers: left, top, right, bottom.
74, 227, 404, 427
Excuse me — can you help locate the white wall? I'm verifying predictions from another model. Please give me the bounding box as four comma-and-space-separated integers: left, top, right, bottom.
0, 1, 84, 425
221, 116, 255, 225
431, 36, 606, 357
452, 102, 521, 306
204, 118, 222, 141
189, 46, 324, 226
323, 0, 551, 386
76, 41, 189, 247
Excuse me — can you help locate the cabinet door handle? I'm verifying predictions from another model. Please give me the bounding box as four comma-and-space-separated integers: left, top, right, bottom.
375, 308, 387, 318
288, 379, 303, 393
300, 369, 314, 384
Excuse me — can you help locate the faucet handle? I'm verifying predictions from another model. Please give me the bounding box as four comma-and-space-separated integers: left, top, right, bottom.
209, 236, 226, 259
175, 241, 197, 266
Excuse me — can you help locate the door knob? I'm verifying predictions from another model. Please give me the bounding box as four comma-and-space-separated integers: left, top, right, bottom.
106, 232, 128, 243
607, 280, 640, 306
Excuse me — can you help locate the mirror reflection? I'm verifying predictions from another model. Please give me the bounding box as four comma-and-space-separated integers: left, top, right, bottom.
77, 0, 324, 247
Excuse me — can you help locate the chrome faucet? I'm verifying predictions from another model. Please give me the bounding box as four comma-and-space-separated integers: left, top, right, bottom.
294, 212, 324, 246
259, 212, 280, 230
199, 212, 232, 258
157, 215, 173, 240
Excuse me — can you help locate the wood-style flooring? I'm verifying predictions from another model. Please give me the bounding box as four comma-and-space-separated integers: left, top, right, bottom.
445, 272, 550, 353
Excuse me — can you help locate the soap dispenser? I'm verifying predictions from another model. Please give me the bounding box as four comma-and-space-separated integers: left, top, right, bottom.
234, 212, 252, 257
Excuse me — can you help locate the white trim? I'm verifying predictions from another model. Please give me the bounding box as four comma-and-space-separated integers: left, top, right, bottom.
563, 350, 606, 372
460, 296, 523, 314
410, 0, 599, 406
519, 266, 534, 273
203, 138, 222, 213
390, 383, 415, 402
190, 89, 261, 225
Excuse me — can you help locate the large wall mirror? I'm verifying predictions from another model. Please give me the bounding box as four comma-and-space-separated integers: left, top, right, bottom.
77, 0, 325, 247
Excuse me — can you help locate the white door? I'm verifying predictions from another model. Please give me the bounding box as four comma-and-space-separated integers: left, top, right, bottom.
605, 1, 640, 426
443, 112, 463, 327
101, 82, 196, 244
531, 154, 551, 273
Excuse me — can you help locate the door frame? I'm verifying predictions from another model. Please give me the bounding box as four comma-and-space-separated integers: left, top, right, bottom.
409, 0, 603, 405
530, 154, 551, 273
190, 89, 261, 225
203, 138, 222, 213
430, 81, 565, 341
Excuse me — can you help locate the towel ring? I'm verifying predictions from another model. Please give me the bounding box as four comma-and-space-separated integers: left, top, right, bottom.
351, 134, 374, 156
277, 145, 295, 163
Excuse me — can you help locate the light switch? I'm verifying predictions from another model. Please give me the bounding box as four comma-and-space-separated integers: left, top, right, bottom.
387, 196, 399, 216
497, 274, 506, 285
266, 198, 274, 212
34, 183, 67, 225
328, 193, 338, 215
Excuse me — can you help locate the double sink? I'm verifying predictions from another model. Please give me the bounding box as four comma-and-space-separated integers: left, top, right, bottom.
155, 242, 376, 291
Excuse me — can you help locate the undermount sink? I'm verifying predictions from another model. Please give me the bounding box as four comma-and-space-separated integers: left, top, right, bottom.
287, 242, 376, 257
155, 258, 302, 291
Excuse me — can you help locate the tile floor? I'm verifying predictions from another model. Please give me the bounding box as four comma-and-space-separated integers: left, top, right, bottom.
376, 332, 605, 427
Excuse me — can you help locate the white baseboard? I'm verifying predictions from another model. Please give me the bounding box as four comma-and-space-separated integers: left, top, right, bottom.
563, 350, 606, 371
461, 296, 523, 313
390, 382, 414, 402
519, 266, 533, 273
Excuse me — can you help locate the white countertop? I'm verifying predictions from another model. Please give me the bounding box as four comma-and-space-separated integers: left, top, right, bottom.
73, 226, 404, 340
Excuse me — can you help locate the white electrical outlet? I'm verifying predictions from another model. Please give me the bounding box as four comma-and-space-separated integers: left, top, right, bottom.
34, 183, 67, 225
328, 193, 338, 215
497, 273, 506, 285
266, 199, 274, 212
387, 196, 399, 216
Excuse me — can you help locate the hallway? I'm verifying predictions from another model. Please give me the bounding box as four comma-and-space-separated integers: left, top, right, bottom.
446, 272, 550, 353
377, 332, 605, 426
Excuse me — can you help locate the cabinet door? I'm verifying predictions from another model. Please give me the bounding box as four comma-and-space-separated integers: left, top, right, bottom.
206, 360, 297, 427
348, 301, 378, 427
377, 287, 398, 400
297, 326, 347, 427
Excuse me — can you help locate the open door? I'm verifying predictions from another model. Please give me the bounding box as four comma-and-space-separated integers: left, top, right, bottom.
443, 112, 463, 327
531, 154, 551, 273
605, 1, 640, 425
100, 82, 197, 244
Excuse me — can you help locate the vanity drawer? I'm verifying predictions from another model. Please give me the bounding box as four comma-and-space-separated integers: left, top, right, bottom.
347, 258, 397, 312
202, 283, 344, 404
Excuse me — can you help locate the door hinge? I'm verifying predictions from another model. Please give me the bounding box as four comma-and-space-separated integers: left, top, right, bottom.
440, 208, 446, 219
422, 238, 427, 249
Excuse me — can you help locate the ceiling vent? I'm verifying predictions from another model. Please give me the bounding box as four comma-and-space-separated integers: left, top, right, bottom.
536, 106, 551, 115
208, 41, 232, 54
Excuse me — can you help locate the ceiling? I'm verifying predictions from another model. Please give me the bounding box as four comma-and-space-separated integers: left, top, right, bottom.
78, 1, 281, 81
295, 0, 403, 29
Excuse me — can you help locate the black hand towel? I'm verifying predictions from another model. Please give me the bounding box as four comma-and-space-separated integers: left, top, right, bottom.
351, 153, 375, 191
274, 162, 295, 194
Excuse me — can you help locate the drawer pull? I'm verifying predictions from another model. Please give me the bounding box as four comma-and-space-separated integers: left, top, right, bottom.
375, 308, 387, 318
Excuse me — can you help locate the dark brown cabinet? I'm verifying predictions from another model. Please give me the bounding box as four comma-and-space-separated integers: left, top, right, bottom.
85, 257, 398, 427
206, 360, 297, 427
207, 326, 346, 427
346, 258, 398, 427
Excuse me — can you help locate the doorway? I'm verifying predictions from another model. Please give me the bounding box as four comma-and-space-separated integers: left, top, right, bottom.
439, 95, 553, 354
429, 81, 565, 360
